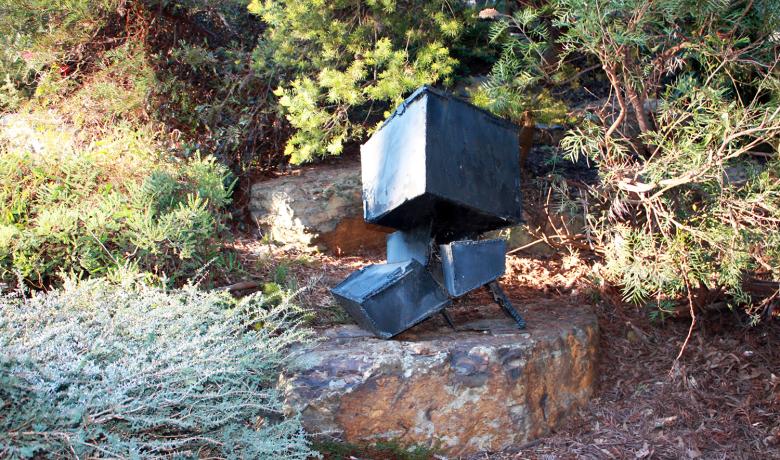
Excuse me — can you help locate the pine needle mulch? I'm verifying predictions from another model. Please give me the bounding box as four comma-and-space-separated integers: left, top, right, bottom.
480, 269, 780, 460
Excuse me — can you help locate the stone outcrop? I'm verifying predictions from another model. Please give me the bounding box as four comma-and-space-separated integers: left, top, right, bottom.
280, 301, 598, 456
248, 162, 391, 254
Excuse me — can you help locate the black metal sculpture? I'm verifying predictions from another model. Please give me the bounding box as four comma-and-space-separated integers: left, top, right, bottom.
331, 86, 526, 338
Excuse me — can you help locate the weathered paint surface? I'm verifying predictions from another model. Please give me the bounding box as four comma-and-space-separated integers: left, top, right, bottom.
280, 304, 598, 456
330, 260, 451, 339
360, 86, 522, 238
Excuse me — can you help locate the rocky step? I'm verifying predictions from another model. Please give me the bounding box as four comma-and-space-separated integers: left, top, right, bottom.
280, 300, 598, 456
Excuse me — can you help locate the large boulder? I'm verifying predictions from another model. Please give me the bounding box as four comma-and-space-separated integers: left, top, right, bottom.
280, 300, 598, 456
248, 162, 391, 254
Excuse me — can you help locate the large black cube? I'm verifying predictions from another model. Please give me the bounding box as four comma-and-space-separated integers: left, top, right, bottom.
361, 86, 522, 240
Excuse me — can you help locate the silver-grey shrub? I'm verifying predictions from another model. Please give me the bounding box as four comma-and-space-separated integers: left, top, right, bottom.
0, 278, 316, 459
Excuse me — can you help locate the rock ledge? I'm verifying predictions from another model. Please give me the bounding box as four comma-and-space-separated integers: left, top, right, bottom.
249, 162, 391, 253
280, 303, 598, 456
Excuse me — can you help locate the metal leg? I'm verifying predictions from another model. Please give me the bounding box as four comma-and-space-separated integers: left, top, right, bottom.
441, 308, 457, 330
487, 281, 526, 329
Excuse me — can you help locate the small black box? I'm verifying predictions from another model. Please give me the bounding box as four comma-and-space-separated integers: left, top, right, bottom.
439, 239, 506, 297
330, 259, 450, 338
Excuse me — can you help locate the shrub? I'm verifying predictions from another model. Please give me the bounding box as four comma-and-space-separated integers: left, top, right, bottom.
62, 44, 158, 130
471, 5, 572, 126
0, 116, 232, 288
0, 1, 248, 288
0, 278, 316, 458
250, 0, 486, 164
0, 0, 277, 173
141, 0, 278, 172
479, 1, 780, 321
0, 0, 121, 110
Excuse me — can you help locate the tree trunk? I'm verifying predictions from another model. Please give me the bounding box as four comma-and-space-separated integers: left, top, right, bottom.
519, 110, 535, 172
621, 50, 653, 136
625, 83, 653, 135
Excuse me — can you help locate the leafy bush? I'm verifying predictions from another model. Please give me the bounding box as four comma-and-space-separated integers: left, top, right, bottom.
250, 0, 486, 163
0, 0, 121, 110
480, 1, 780, 321
142, 0, 279, 172
1, 0, 488, 170
0, 115, 232, 287
63, 44, 158, 130
0, 1, 250, 287
0, 0, 277, 173
0, 278, 316, 458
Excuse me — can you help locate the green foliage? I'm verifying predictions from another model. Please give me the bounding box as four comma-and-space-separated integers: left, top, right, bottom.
557, 0, 780, 320
583, 74, 780, 318
0, 2, 267, 287
0, 277, 316, 459
315, 438, 438, 460
0, 0, 279, 173
472, 5, 572, 125
0, 0, 120, 110
250, 0, 481, 163
481, 1, 780, 319
145, 0, 278, 171
66, 44, 158, 128
0, 115, 232, 287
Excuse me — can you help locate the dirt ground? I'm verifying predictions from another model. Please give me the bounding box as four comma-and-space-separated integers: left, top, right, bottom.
481, 268, 780, 460
230, 238, 780, 460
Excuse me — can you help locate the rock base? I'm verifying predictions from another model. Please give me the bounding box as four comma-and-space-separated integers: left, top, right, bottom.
280, 300, 598, 456
249, 162, 391, 254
